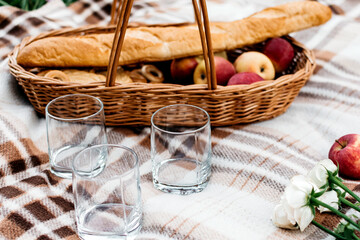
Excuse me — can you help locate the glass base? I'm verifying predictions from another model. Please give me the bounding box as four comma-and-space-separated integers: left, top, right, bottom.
49, 145, 80, 179
77, 203, 142, 240
152, 157, 211, 195
78, 225, 141, 240
153, 178, 209, 195
50, 145, 107, 179
50, 167, 72, 179
78, 228, 140, 240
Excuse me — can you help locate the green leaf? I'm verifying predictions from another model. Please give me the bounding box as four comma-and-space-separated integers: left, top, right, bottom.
64, 0, 77, 6
335, 222, 346, 234
310, 205, 316, 216
0, 0, 10, 6
32, 0, 43, 10
313, 187, 328, 198
9, 0, 21, 6
20, 0, 28, 10
2, 0, 77, 10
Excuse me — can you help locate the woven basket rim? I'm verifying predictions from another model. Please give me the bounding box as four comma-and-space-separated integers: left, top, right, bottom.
8, 24, 315, 92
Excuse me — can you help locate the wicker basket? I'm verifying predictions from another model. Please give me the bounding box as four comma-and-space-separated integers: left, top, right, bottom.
7, 0, 315, 127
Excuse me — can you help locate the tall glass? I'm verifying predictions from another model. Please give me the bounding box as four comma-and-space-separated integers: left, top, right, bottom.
72, 144, 142, 240
151, 104, 212, 195
46, 94, 107, 178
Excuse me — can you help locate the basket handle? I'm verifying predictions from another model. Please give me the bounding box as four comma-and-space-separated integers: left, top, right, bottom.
106, 0, 217, 90
106, 0, 134, 87
109, 0, 119, 26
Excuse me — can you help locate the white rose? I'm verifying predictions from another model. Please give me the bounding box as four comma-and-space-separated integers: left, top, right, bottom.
317, 190, 340, 213
293, 205, 314, 231
280, 195, 296, 225
272, 204, 298, 230
274, 175, 315, 231
307, 159, 337, 189
285, 175, 314, 209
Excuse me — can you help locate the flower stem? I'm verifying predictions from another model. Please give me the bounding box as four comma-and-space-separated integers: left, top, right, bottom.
312, 220, 346, 240
340, 197, 360, 213
353, 233, 360, 240
311, 197, 360, 231
329, 175, 360, 203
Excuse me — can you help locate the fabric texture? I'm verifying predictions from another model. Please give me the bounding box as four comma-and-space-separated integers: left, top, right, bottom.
0, 0, 360, 239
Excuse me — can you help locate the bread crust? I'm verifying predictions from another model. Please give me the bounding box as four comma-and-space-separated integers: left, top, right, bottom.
16, 1, 331, 68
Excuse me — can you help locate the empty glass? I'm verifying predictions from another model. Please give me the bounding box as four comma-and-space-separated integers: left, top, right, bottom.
151, 104, 212, 195
46, 94, 107, 178
72, 144, 142, 240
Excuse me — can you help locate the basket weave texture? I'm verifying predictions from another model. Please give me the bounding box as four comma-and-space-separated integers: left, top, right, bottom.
8, 24, 315, 127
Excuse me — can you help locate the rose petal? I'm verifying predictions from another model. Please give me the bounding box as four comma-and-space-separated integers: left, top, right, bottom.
319, 159, 337, 173
307, 159, 338, 189
272, 204, 299, 230
285, 184, 308, 208
307, 166, 327, 188
291, 175, 313, 193
317, 190, 339, 213
284, 175, 313, 208
294, 206, 314, 231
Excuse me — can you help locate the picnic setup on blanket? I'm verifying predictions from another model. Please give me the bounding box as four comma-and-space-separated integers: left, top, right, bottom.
1, 0, 360, 239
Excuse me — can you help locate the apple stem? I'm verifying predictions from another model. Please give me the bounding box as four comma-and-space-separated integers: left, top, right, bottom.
335, 139, 345, 148
329, 175, 360, 203
312, 220, 346, 240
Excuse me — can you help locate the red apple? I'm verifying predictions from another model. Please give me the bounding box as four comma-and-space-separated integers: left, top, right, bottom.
227, 72, 264, 85
234, 51, 275, 80
170, 57, 198, 85
193, 56, 236, 86
263, 37, 295, 73
328, 134, 360, 179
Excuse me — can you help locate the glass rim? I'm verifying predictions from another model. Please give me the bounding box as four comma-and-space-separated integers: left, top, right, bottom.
151, 104, 210, 135
72, 144, 139, 177
45, 94, 104, 121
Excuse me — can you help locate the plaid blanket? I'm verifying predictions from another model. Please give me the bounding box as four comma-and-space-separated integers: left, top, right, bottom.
1, 0, 360, 239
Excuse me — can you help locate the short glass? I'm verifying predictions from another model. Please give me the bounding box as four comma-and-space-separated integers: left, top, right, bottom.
151, 104, 212, 195
72, 144, 142, 240
45, 94, 107, 179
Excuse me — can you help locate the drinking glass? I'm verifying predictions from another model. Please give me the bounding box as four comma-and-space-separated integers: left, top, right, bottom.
151, 104, 212, 195
46, 94, 107, 179
72, 144, 142, 240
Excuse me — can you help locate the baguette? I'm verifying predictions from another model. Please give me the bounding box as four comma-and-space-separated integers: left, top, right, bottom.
16, 1, 331, 68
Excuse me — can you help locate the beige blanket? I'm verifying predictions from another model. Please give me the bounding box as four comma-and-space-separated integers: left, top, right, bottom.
0, 0, 359, 239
